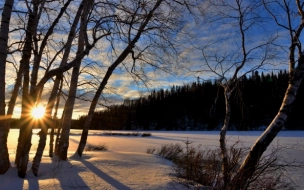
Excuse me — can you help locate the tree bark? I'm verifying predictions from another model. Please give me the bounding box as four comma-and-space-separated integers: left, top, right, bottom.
15, 0, 40, 178
58, 0, 93, 160
7, 59, 24, 119
31, 121, 48, 176
5, 0, 24, 122
0, 0, 14, 175
49, 80, 62, 157
49, 128, 54, 157
54, 122, 62, 155
220, 88, 232, 189
50, 78, 63, 157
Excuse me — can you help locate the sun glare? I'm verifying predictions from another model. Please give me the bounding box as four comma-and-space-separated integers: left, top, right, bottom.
32, 106, 45, 119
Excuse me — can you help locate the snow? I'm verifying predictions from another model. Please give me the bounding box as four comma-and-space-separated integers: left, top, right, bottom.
1, 129, 304, 189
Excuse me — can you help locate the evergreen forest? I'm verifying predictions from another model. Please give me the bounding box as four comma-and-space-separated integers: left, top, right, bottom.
73, 70, 304, 131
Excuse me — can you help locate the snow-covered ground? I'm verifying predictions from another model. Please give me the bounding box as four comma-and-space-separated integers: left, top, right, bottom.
1, 129, 304, 189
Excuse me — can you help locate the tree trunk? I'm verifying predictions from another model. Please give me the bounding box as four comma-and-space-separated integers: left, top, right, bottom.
55, 123, 62, 155
220, 88, 231, 189
76, 0, 165, 157
0, 120, 10, 174
229, 64, 304, 189
58, 58, 82, 160
17, 117, 33, 178
31, 122, 48, 176
0, 0, 14, 175
7, 59, 24, 119
58, 0, 92, 160
31, 0, 83, 174
15, 0, 40, 178
49, 79, 63, 157
55, 87, 66, 155
49, 127, 54, 157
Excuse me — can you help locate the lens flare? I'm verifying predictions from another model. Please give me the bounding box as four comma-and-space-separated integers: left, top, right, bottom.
31, 106, 45, 119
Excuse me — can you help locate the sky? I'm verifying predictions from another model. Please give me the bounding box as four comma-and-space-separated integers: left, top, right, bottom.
2, 0, 298, 119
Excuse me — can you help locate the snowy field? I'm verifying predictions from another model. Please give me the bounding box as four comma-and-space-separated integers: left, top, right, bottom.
1, 129, 304, 189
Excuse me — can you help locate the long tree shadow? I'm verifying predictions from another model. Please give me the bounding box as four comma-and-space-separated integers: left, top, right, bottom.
0, 167, 24, 189
26, 170, 40, 190
31, 156, 90, 189
0, 165, 40, 189
78, 156, 132, 190
52, 158, 89, 189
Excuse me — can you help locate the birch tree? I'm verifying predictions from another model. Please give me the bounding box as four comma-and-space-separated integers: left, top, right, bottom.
229, 1, 304, 189
0, 0, 14, 174
76, 0, 188, 157
15, 0, 46, 178
31, 0, 85, 175
194, 1, 279, 188
14, 0, 88, 177
20, 0, 111, 175
0, 0, 104, 177
57, 0, 96, 160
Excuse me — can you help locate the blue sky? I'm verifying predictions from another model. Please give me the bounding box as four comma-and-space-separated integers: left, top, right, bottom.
2, 0, 299, 119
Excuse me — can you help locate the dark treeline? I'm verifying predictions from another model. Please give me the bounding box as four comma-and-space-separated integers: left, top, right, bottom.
74, 70, 304, 130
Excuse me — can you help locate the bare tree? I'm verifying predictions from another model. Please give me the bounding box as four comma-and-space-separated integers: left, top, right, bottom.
194, 0, 279, 188
15, 0, 46, 178
55, 0, 124, 160
57, 0, 96, 160
2, 0, 101, 177
229, 1, 304, 189
12, 0, 98, 178
10, 0, 116, 177
31, 0, 84, 175
76, 0, 188, 157
0, 0, 14, 174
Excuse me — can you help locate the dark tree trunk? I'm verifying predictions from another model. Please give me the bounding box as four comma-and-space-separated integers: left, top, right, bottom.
31, 123, 48, 176
0, 0, 14, 175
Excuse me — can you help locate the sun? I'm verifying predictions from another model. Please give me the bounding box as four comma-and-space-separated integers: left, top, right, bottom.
31, 106, 45, 119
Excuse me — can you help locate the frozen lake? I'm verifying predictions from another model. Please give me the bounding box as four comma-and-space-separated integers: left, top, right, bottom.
5, 129, 304, 189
